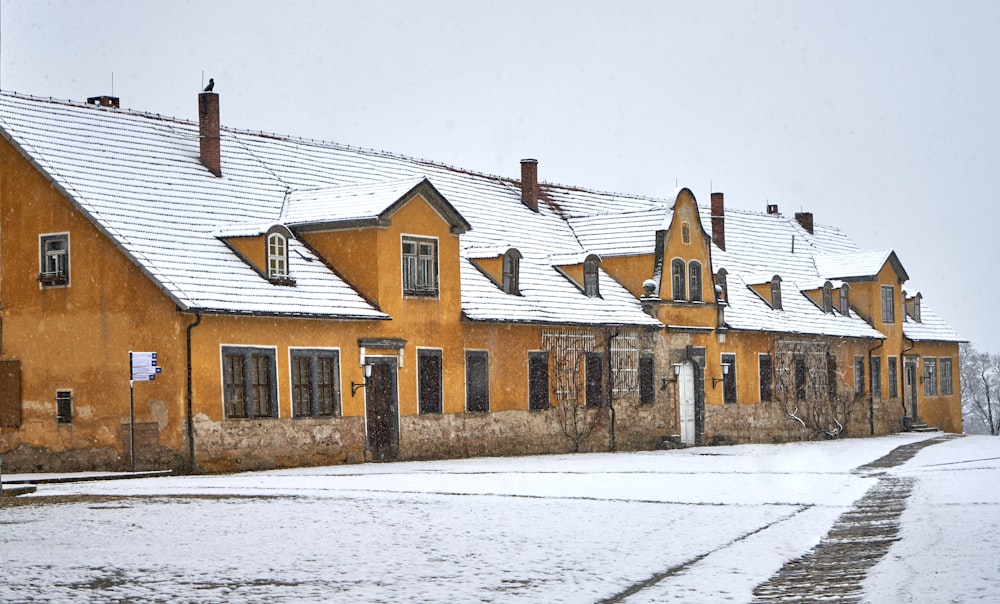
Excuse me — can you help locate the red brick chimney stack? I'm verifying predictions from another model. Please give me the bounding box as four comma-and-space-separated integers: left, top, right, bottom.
795, 211, 814, 234
520, 159, 539, 212
710, 192, 726, 251
198, 92, 221, 177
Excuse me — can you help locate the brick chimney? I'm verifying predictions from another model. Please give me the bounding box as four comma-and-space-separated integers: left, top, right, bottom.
767, 204, 780, 215
198, 92, 221, 177
710, 192, 725, 251
520, 159, 538, 212
87, 95, 120, 109
795, 211, 814, 234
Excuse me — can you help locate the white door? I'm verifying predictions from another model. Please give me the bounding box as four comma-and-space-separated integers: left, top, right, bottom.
678, 362, 696, 446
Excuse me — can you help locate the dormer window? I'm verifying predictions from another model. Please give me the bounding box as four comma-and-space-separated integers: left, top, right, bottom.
502, 249, 522, 295
267, 232, 288, 279
839, 284, 851, 316
671, 258, 686, 301
715, 268, 728, 303
822, 281, 833, 313
402, 236, 438, 297
688, 260, 702, 302
583, 255, 600, 298
770, 276, 782, 310
910, 293, 922, 322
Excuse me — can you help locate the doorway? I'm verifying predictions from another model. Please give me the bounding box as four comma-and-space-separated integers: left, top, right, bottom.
678, 361, 696, 446
904, 359, 918, 422
365, 358, 399, 461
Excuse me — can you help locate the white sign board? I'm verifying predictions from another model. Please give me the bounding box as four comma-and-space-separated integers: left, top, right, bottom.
130, 351, 162, 381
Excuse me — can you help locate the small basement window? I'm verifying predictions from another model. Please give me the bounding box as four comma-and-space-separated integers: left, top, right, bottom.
56, 390, 73, 423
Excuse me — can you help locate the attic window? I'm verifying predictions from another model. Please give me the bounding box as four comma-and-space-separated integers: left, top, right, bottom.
911, 294, 922, 322
715, 269, 728, 303
770, 276, 782, 310
822, 282, 833, 313
688, 261, 702, 302
502, 249, 522, 295
266, 228, 295, 285
39, 233, 70, 286
403, 236, 438, 297
840, 284, 851, 316
583, 255, 600, 298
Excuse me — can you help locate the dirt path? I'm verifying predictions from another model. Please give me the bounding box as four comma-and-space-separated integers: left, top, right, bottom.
751, 434, 959, 603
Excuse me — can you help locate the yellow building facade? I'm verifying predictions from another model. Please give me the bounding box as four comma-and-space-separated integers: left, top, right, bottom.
0, 91, 962, 473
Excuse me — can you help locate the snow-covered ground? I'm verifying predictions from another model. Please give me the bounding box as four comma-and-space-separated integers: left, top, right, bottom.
1, 433, 996, 603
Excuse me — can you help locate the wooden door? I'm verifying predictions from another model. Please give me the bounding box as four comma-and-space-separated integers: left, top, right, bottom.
678, 362, 696, 446
366, 360, 399, 461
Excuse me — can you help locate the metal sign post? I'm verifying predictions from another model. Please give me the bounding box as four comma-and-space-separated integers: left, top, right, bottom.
129, 351, 162, 473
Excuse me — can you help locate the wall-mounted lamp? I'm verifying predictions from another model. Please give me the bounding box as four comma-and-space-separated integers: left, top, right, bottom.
711, 362, 731, 388
661, 363, 682, 390
919, 365, 935, 384
352, 363, 373, 396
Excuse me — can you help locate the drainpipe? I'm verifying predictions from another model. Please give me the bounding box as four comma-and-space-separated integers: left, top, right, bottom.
606, 329, 621, 452
868, 339, 884, 436
186, 312, 202, 474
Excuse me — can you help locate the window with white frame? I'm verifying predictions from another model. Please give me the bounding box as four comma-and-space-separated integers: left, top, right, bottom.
267, 231, 288, 280
402, 236, 438, 296
689, 261, 702, 302
39, 233, 70, 286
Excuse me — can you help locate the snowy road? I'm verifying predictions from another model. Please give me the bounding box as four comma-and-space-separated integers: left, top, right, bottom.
1, 433, 997, 603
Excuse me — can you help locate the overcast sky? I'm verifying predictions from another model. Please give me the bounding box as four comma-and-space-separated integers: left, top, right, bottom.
1, 0, 996, 352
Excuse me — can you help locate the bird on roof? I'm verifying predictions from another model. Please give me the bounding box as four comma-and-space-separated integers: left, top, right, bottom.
204, 78, 215, 92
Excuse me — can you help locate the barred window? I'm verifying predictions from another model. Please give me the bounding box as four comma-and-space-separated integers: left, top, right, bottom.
222, 347, 277, 419
758, 354, 772, 402
529, 352, 550, 410
291, 349, 340, 417
585, 352, 604, 407
939, 358, 953, 395
923, 357, 938, 397
639, 354, 655, 406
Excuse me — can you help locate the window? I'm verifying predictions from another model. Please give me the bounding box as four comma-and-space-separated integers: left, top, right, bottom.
689, 261, 702, 302
222, 347, 278, 418
888, 356, 899, 398
585, 351, 604, 407
839, 284, 851, 315
794, 356, 807, 401
923, 357, 937, 397
583, 255, 600, 297
940, 357, 953, 395
871, 356, 882, 399
671, 259, 686, 301
466, 351, 489, 412
39, 233, 70, 286
716, 269, 728, 303
291, 349, 340, 417
402, 236, 438, 296
912, 294, 922, 322
770, 276, 782, 310
267, 232, 288, 280
418, 349, 443, 414
529, 352, 550, 410
822, 282, 833, 313
827, 354, 838, 401
881, 286, 895, 324
502, 249, 522, 295
639, 354, 655, 406
56, 390, 72, 423
854, 356, 865, 398
722, 353, 736, 404
759, 354, 773, 402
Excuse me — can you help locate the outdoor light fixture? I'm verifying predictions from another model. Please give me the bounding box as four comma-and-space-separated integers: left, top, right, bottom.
711, 362, 731, 388
661, 363, 682, 389
919, 364, 935, 384
352, 363, 373, 396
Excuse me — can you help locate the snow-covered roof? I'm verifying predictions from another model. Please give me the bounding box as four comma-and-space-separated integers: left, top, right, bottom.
0, 91, 958, 338
903, 302, 965, 342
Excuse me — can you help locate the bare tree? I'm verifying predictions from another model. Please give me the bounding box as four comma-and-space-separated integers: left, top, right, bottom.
543, 330, 609, 452
772, 339, 859, 439
961, 342, 1000, 435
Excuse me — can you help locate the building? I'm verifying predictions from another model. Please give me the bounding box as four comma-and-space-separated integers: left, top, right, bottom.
0, 90, 963, 473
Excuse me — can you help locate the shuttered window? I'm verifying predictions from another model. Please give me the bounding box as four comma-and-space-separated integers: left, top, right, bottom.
419, 349, 443, 414
291, 349, 340, 417
222, 347, 278, 419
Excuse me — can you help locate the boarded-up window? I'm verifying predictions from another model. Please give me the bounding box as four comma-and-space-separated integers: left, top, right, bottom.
466, 351, 489, 412
419, 349, 443, 414
291, 349, 340, 417
585, 352, 604, 407
758, 354, 772, 402
529, 352, 550, 410
222, 347, 277, 419
0, 360, 22, 427
639, 354, 655, 406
